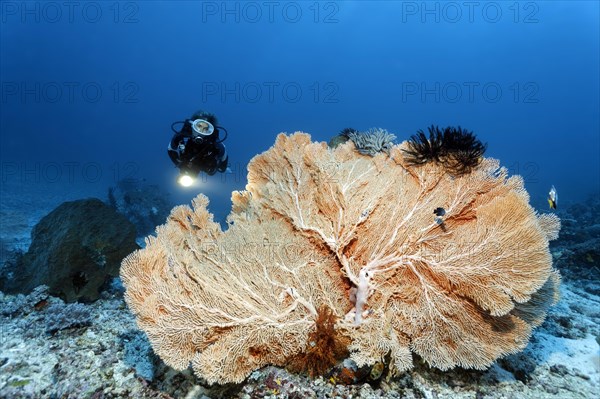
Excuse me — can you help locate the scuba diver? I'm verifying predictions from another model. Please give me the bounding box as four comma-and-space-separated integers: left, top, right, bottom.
168, 110, 229, 186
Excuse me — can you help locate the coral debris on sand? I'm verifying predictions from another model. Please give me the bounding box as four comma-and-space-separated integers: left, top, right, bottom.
0, 279, 598, 399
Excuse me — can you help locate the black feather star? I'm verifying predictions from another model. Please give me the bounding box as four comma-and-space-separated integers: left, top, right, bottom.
401, 127, 444, 165
402, 126, 487, 176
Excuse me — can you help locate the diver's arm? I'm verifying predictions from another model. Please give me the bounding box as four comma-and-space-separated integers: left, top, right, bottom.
167, 146, 180, 166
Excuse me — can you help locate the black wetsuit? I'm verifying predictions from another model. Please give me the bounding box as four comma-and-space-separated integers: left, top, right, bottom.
168, 120, 228, 176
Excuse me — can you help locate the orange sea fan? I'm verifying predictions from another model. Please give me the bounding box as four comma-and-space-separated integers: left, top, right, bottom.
121, 132, 560, 384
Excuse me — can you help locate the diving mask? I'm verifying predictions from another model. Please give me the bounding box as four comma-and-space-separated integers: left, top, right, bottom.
190, 119, 214, 138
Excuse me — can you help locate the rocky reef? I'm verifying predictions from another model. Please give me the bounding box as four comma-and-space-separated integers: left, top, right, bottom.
0, 198, 138, 302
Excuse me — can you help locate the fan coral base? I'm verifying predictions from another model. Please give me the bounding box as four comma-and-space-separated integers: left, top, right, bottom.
121, 133, 560, 384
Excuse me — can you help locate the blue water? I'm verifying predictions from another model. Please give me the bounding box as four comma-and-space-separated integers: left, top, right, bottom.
1, 1, 598, 224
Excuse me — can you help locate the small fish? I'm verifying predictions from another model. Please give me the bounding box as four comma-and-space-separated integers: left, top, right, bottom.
433, 207, 446, 217
548, 185, 558, 209
34, 299, 49, 311
437, 219, 447, 232
369, 362, 385, 380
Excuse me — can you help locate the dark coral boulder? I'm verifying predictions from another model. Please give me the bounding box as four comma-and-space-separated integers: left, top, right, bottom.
0, 198, 138, 302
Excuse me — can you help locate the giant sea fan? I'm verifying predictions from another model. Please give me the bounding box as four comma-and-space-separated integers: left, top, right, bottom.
121, 133, 560, 384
